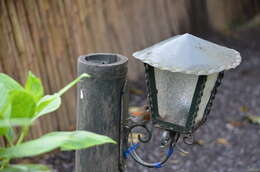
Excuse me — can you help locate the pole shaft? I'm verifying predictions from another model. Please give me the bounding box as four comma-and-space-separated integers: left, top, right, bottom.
76, 53, 128, 172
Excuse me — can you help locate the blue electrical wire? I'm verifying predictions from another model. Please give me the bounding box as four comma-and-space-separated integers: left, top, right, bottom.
124, 143, 140, 158
124, 144, 174, 168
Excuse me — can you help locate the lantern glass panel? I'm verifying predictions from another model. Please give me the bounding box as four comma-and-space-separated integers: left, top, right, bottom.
195, 73, 219, 124
154, 68, 198, 126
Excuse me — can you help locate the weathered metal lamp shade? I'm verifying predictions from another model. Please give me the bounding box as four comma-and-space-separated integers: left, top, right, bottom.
133, 33, 241, 134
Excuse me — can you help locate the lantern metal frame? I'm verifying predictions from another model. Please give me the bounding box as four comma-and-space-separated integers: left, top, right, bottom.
124, 64, 224, 168
144, 63, 224, 134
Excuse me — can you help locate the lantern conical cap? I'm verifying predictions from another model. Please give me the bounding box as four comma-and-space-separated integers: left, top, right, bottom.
133, 33, 241, 75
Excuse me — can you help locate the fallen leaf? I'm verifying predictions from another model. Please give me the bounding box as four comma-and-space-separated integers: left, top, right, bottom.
245, 114, 260, 125
131, 111, 145, 117
194, 139, 205, 145
129, 106, 151, 122
128, 133, 143, 143
130, 88, 144, 95
176, 145, 189, 155
129, 106, 142, 113
228, 121, 244, 127
179, 152, 188, 157
240, 106, 249, 112
216, 138, 230, 145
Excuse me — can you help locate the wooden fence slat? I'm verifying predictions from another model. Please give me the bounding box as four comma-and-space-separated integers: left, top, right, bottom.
15, 0, 46, 138
24, 0, 57, 134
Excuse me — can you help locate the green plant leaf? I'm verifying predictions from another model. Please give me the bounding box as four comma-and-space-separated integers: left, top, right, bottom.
0, 84, 12, 137
2, 164, 51, 172
33, 94, 61, 120
0, 73, 23, 91
10, 90, 36, 119
0, 105, 13, 139
0, 118, 32, 127
57, 73, 90, 96
25, 71, 44, 102
59, 131, 116, 151
0, 131, 116, 158
33, 73, 90, 120
5, 127, 16, 144
0, 83, 12, 119
0, 84, 8, 135
0, 84, 9, 112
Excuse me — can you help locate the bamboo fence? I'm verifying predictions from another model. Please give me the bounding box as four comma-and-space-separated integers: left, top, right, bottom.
0, 0, 258, 140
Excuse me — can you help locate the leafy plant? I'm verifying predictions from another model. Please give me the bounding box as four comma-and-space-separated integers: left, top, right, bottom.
0, 72, 116, 171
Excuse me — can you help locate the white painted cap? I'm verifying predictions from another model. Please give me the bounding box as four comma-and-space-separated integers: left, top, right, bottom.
133, 33, 242, 75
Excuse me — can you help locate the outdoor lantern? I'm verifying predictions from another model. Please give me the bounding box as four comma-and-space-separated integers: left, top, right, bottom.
133, 33, 241, 133
124, 33, 241, 168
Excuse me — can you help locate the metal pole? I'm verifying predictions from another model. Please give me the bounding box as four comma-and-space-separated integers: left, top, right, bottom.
76, 53, 128, 172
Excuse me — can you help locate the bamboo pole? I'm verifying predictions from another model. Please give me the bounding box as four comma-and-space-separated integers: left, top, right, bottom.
76, 53, 128, 172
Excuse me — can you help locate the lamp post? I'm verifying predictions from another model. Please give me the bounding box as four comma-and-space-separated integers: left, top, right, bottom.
125, 33, 242, 168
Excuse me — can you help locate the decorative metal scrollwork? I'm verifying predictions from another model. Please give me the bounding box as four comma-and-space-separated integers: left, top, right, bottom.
183, 134, 194, 145
124, 119, 180, 168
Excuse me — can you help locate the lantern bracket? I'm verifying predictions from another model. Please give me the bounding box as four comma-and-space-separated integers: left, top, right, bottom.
124, 119, 180, 168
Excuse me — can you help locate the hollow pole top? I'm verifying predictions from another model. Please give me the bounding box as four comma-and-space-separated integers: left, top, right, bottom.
78, 53, 128, 67
78, 53, 128, 79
